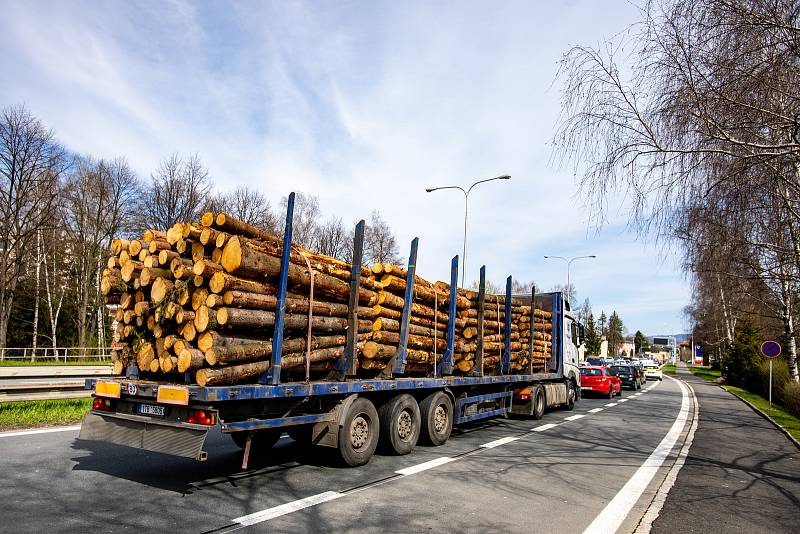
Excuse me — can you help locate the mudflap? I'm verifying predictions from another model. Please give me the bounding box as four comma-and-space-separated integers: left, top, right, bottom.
78, 413, 210, 461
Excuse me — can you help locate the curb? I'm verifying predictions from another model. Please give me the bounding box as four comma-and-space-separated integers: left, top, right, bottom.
718, 385, 800, 451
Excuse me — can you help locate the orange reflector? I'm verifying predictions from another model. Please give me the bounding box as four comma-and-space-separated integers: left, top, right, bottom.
95, 380, 121, 399
156, 385, 190, 405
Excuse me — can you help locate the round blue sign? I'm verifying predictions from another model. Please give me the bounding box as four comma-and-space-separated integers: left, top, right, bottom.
761, 341, 781, 359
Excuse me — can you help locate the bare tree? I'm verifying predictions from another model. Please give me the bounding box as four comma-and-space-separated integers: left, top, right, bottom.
553, 0, 800, 380
0, 105, 65, 349
279, 192, 320, 247
63, 156, 139, 347
205, 186, 278, 232
313, 216, 349, 259
364, 210, 401, 265
139, 153, 210, 231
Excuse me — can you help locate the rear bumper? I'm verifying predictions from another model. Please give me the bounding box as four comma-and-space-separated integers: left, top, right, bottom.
579, 384, 608, 393
78, 412, 210, 460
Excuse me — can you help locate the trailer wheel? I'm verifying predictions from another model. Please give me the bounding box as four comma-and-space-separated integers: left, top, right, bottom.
230, 429, 280, 450
420, 392, 453, 446
378, 394, 420, 455
531, 386, 545, 420
565, 380, 576, 411
337, 397, 379, 467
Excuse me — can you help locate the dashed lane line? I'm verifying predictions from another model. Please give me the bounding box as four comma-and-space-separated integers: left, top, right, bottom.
481, 436, 520, 449
605, 403, 618, 407
532, 423, 559, 432
588, 408, 603, 413
232, 491, 343, 527
395, 456, 456, 476
564, 414, 586, 421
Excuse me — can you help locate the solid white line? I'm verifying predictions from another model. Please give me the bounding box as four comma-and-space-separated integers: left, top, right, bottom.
395, 456, 455, 476
588, 408, 603, 413
531, 423, 558, 432
605, 403, 618, 407
0, 424, 81, 438
635, 378, 699, 533
480, 436, 520, 449
564, 414, 586, 421
583, 376, 691, 534
233, 491, 342, 526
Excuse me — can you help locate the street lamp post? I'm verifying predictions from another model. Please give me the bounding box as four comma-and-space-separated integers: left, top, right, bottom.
426, 175, 510, 287
543, 255, 597, 301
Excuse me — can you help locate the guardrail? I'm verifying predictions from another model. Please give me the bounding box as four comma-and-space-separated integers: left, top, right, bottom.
0, 365, 112, 402
0, 347, 111, 363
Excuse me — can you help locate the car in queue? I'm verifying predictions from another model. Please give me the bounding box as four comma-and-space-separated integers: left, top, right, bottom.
579, 366, 621, 398
642, 360, 663, 381
610, 364, 640, 390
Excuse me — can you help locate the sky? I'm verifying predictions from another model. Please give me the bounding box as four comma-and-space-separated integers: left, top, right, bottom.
0, 0, 691, 335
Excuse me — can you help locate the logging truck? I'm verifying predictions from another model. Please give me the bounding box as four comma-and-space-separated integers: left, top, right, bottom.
79, 192, 583, 467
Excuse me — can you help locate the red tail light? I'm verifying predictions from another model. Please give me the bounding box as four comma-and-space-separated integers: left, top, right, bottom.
187, 409, 215, 426
92, 398, 112, 411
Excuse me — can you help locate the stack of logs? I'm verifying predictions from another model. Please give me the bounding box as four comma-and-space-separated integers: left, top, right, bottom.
100, 213, 553, 387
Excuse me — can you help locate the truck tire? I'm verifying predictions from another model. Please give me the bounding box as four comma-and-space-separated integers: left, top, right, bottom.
337, 397, 379, 467
532, 386, 545, 420
420, 391, 453, 445
230, 429, 280, 450
378, 394, 420, 455
565, 381, 576, 411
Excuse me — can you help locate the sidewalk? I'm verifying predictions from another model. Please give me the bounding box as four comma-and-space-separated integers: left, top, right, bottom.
652, 363, 800, 533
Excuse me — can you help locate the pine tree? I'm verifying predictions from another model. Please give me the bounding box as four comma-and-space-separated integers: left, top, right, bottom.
634, 330, 649, 355
598, 311, 608, 337
607, 311, 625, 356
585, 312, 602, 355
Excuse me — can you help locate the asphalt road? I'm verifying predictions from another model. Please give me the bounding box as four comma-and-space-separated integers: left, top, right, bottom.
651, 365, 800, 534
1, 379, 685, 533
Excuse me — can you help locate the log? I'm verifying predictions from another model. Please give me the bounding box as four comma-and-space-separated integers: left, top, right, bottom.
121, 261, 143, 282
194, 305, 219, 333
209, 271, 276, 295
136, 342, 155, 370
205, 293, 224, 308
150, 277, 174, 304
191, 242, 206, 262
100, 269, 124, 295
195, 361, 269, 387
215, 231, 228, 248
205, 342, 272, 366
219, 290, 375, 319
214, 212, 281, 245
216, 308, 372, 333
148, 239, 171, 253
191, 288, 210, 311
182, 322, 197, 341
111, 238, 131, 255
129, 240, 143, 256
182, 223, 201, 241
178, 348, 205, 373
369, 330, 447, 352
197, 331, 270, 353
175, 308, 195, 325
140, 267, 171, 287
143, 229, 167, 243
166, 223, 184, 245
160, 355, 178, 373
193, 259, 224, 278
158, 249, 181, 266
221, 237, 379, 304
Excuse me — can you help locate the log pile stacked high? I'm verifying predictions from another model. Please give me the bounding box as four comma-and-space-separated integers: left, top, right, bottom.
100, 213, 554, 387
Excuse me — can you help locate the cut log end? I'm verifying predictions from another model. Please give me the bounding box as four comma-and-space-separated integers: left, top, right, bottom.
220, 236, 242, 273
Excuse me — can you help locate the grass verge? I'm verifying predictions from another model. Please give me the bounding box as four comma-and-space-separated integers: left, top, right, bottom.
662, 363, 676, 376
723, 385, 800, 443
688, 365, 721, 382
0, 359, 110, 367
0, 398, 91, 430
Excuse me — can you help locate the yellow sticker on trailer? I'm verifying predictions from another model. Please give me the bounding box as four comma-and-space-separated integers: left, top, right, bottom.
156, 385, 189, 405
95, 380, 121, 398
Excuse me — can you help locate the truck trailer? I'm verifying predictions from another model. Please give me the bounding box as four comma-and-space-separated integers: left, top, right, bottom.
79, 193, 583, 467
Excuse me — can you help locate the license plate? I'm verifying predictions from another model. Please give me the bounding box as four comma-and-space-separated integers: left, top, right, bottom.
137, 404, 166, 417
581, 386, 592, 391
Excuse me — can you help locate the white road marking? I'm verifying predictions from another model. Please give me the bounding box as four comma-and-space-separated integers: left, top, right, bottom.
583, 377, 691, 534
531, 423, 558, 432
232, 491, 342, 526
605, 402, 618, 407
618, 398, 629, 403
481, 436, 520, 449
0, 424, 81, 438
588, 408, 603, 413
564, 414, 585, 421
635, 378, 699, 533
395, 456, 455, 476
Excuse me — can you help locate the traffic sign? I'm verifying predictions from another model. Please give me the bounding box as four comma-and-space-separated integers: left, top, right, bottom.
761, 341, 781, 359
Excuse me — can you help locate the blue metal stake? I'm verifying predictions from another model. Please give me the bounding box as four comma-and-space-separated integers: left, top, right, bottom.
333, 220, 365, 379
261, 192, 294, 385
385, 238, 418, 376
473, 265, 486, 377
502, 276, 512, 374
550, 292, 560, 373
436, 255, 458, 376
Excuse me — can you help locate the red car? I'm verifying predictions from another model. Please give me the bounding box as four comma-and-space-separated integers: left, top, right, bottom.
579, 366, 621, 398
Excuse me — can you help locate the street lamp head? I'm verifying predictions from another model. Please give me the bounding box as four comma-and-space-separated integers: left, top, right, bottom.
425, 188, 436, 193
498, 175, 511, 180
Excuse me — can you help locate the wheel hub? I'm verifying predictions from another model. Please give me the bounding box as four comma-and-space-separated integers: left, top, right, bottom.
350, 415, 369, 449
397, 410, 413, 440
433, 405, 447, 433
